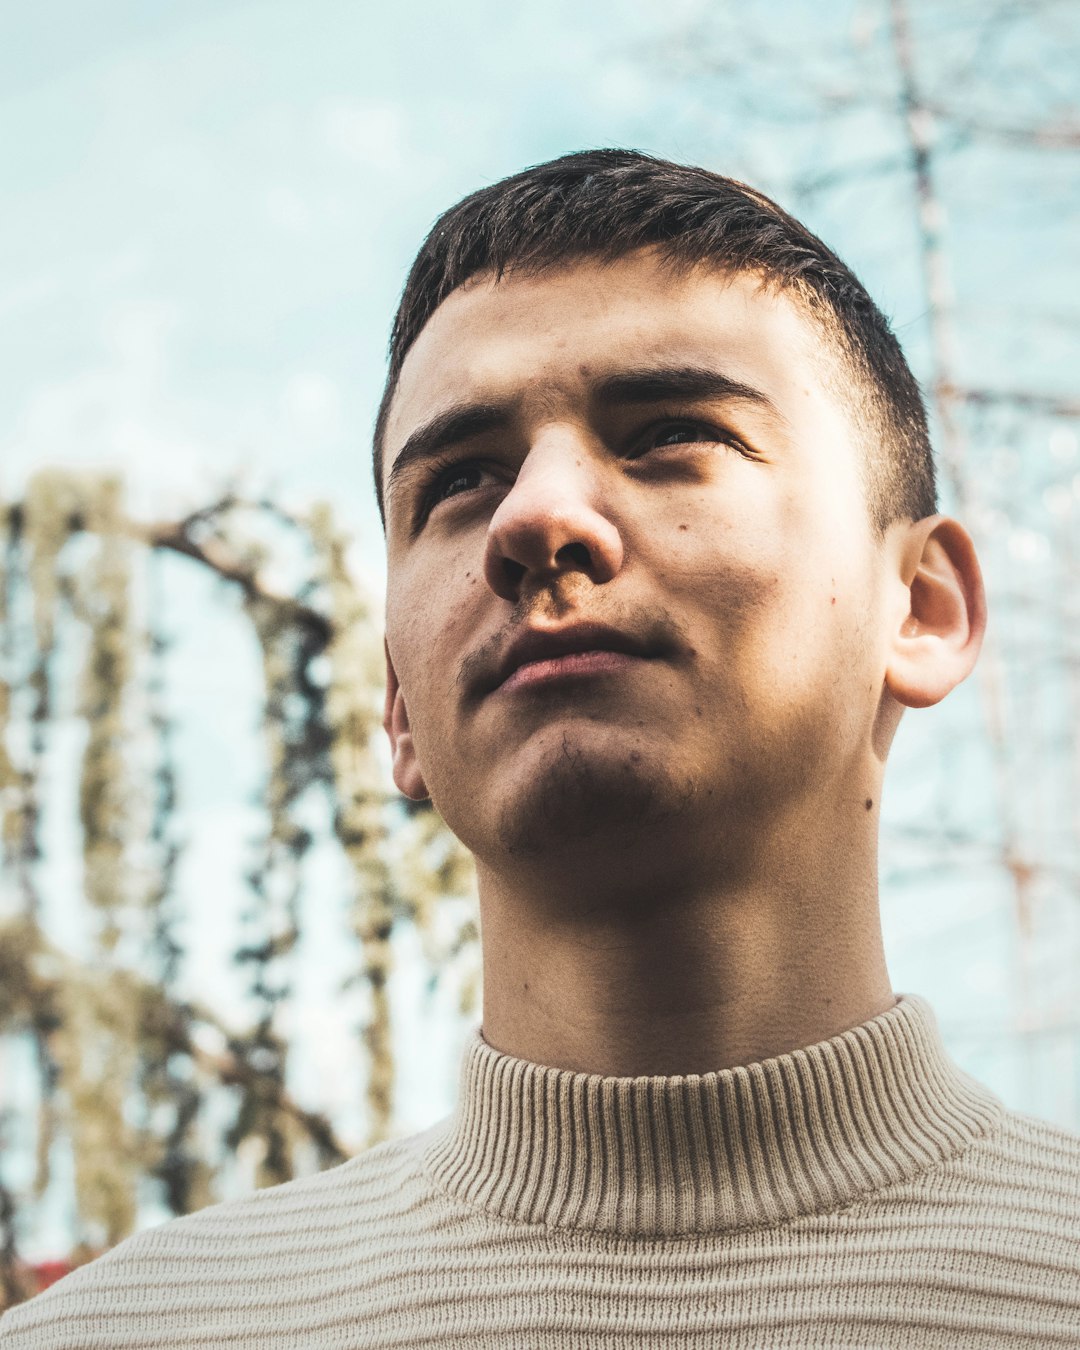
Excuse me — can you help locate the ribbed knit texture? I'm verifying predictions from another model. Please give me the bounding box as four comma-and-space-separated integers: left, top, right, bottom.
3, 992, 1079, 1347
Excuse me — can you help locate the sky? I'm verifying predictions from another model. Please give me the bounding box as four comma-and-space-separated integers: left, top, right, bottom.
1, 0, 722, 576
2, 0, 1079, 1256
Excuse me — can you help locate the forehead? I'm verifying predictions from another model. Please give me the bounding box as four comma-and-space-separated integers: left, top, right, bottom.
382, 251, 833, 490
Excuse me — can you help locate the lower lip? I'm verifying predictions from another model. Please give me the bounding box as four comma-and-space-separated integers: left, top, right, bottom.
499, 649, 643, 692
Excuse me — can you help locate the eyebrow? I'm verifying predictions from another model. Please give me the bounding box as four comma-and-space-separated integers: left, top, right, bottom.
384, 363, 784, 511
386, 402, 513, 508
593, 364, 784, 422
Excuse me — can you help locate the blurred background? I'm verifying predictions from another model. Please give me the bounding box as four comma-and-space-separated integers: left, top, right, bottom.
1, 0, 1078, 1307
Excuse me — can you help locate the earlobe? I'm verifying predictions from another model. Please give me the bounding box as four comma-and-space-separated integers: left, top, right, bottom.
884, 515, 987, 710
383, 639, 430, 801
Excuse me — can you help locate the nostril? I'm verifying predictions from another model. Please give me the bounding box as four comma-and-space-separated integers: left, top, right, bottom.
502, 558, 526, 587
555, 542, 591, 569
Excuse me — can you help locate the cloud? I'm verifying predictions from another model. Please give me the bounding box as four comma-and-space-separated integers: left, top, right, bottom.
265, 183, 314, 234
2, 297, 284, 519
280, 371, 343, 445
319, 97, 413, 177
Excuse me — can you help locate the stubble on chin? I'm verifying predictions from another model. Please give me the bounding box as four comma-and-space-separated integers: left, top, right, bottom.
494, 728, 699, 861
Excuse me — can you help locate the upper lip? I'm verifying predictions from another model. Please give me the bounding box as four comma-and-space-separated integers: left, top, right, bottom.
489, 622, 656, 693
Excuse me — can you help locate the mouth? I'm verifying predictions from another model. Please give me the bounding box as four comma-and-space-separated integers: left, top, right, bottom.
486, 622, 659, 695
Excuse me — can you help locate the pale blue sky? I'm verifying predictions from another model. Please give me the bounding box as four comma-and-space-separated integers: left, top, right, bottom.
3, 0, 725, 575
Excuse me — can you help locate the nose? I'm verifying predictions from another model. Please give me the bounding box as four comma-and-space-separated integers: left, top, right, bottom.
482, 433, 624, 602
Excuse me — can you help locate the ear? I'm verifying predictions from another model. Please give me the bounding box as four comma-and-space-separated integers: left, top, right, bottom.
884, 514, 987, 710
383, 638, 430, 801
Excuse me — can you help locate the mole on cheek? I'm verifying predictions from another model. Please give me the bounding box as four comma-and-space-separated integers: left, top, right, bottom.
678, 524, 688, 532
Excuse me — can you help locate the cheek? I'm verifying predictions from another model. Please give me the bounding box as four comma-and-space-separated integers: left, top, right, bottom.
645, 491, 788, 626
385, 559, 483, 727
655, 487, 872, 686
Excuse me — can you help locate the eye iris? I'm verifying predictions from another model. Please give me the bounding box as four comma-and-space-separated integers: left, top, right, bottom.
439, 466, 477, 500
657, 426, 700, 446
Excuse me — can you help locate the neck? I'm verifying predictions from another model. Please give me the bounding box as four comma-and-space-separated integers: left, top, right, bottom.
477, 791, 893, 1076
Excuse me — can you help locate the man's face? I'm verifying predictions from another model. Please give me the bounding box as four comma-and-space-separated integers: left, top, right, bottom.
381, 250, 894, 871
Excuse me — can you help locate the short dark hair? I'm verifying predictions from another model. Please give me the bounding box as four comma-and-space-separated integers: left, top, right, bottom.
373, 148, 936, 536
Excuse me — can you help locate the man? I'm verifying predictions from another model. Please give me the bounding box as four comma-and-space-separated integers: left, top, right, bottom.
5, 149, 1079, 1348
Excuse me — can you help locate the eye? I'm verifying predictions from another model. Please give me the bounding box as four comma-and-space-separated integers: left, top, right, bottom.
433, 462, 482, 502
631, 418, 745, 458
652, 425, 709, 447
416, 457, 491, 526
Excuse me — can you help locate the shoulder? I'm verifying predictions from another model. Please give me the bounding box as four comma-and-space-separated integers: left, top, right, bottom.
976, 1106, 1080, 1192
926, 1105, 1080, 1259
0, 1124, 446, 1349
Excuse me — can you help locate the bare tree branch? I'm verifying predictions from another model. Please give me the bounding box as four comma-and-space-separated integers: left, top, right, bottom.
941, 384, 1080, 418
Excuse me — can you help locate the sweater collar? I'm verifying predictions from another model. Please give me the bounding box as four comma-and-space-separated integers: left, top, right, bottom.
422, 993, 1004, 1237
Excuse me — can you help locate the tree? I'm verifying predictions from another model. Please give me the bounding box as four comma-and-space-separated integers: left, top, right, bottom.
0, 472, 478, 1309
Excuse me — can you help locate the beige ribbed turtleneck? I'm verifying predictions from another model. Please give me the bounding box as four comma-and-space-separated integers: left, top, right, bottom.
4, 992, 1079, 1347
426, 992, 1005, 1237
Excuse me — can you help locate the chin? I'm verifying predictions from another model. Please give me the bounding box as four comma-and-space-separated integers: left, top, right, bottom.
480, 732, 700, 863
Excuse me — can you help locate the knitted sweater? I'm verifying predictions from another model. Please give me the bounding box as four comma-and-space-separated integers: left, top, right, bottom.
3, 992, 1079, 1348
